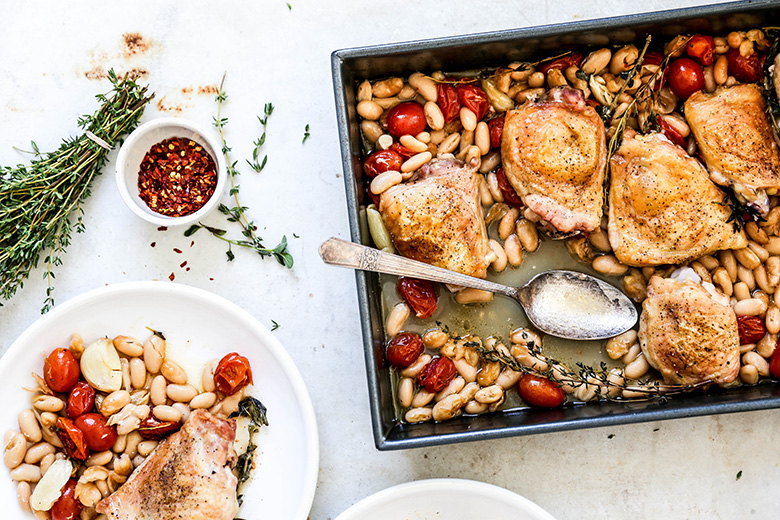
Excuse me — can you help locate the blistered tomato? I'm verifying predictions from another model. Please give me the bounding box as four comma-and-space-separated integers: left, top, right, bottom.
50, 479, 82, 520
737, 315, 766, 345
726, 48, 762, 83
398, 277, 437, 319
74, 413, 118, 452
686, 34, 715, 65
363, 150, 403, 178
386, 332, 424, 368
667, 57, 704, 99
657, 118, 687, 149
518, 374, 565, 408
456, 83, 490, 120
436, 82, 460, 123
138, 415, 181, 440
44, 348, 80, 393
537, 52, 583, 74
66, 381, 95, 418
417, 356, 456, 393
56, 417, 89, 460
386, 102, 426, 137
214, 352, 254, 396
496, 167, 524, 208
488, 116, 505, 149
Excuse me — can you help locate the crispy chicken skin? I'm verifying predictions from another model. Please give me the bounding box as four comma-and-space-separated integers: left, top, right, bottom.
379, 157, 489, 278
97, 410, 239, 520
639, 276, 740, 385
685, 84, 780, 216
501, 86, 607, 234
608, 130, 747, 266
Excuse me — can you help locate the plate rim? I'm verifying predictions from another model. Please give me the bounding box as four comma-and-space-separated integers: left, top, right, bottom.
0, 280, 319, 520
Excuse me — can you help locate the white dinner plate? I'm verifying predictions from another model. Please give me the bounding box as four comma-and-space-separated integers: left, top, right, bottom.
334, 478, 557, 520
0, 281, 319, 520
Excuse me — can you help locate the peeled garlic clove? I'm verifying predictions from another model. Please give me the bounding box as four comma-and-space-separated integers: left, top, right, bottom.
81, 338, 122, 392
30, 458, 72, 511
481, 78, 515, 113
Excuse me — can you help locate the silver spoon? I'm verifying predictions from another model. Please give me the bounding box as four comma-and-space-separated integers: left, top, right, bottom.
319, 237, 637, 340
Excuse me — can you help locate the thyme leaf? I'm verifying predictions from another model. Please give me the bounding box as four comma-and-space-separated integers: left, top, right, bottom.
302, 123, 310, 144
229, 396, 269, 487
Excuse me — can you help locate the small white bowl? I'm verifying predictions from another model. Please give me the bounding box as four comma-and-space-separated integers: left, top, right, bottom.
115, 117, 227, 226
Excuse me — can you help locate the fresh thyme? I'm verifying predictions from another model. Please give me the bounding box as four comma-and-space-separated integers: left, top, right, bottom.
270, 320, 279, 331
247, 103, 273, 173
184, 74, 293, 268
0, 70, 152, 313
229, 396, 269, 487
763, 31, 779, 135
302, 124, 310, 144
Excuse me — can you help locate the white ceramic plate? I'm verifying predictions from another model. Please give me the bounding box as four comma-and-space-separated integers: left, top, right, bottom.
0, 281, 318, 520
335, 478, 557, 520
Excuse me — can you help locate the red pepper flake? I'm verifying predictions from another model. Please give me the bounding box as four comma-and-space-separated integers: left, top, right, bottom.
157, 226, 168, 231
169, 273, 175, 281
180, 261, 187, 268
138, 137, 218, 217
150, 242, 156, 247
190, 241, 194, 247
173, 248, 183, 254
209, 277, 214, 281
186, 267, 191, 272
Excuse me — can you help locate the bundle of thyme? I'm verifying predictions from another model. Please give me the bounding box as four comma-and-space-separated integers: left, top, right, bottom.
184, 74, 293, 268
0, 71, 152, 312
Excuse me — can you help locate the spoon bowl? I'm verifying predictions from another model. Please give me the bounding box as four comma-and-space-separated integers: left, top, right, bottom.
320, 238, 638, 340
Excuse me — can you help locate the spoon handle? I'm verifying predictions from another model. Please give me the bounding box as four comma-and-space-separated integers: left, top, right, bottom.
319, 238, 518, 298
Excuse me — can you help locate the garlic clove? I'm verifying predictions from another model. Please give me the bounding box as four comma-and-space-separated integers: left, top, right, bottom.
30, 458, 72, 511
80, 338, 122, 392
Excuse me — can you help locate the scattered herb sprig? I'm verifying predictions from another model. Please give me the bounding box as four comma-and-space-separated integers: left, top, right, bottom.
247, 103, 273, 173
302, 124, 310, 144
0, 70, 153, 312
185, 74, 293, 268
229, 396, 269, 487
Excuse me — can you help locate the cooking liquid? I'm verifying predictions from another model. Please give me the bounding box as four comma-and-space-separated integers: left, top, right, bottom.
381, 231, 632, 419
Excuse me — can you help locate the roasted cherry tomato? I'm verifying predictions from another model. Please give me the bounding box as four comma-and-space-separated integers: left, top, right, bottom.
726, 48, 762, 83
436, 82, 460, 123
390, 142, 417, 160
537, 52, 583, 74
518, 374, 565, 408
138, 414, 181, 440
642, 51, 664, 66
456, 83, 490, 120
686, 34, 715, 65
417, 356, 457, 393
56, 417, 89, 460
488, 116, 505, 149
74, 413, 118, 452
398, 277, 438, 319
737, 315, 766, 345
363, 149, 403, 179
667, 57, 704, 99
770, 339, 780, 379
44, 348, 80, 393
50, 479, 82, 520
214, 352, 254, 396
496, 167, 524, 208
386, 332, 425, 369
657, 118, 687, 149
386, 101, 427, 137
66, 381, 95, 419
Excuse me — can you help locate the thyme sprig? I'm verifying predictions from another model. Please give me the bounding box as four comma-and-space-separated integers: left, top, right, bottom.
247, 103, 273, 173
0, 70, 152, 312
184, 74, 293, 268
763, 31, 779, 135
229, 396, 268, 488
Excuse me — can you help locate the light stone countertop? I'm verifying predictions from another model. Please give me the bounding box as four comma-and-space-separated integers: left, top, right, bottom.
1, 1, 777, 518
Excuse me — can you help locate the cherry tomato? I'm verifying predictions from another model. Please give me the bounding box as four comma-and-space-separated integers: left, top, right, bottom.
386, 102, 427, 137
657, 118, 687, 149
363, 150, 403, 179
386, 332, 425, 369
138, 414, 181, 440
417, 356, 456, 393
686, 34, 715, 65
667, 57, 704, 99
44, 348, 80, 393
456, 83, 490, 120
74, 413, 118, 452
66, 381, 95, 419
390, 142, 417, 160
50, 479, 82, 520
726, 48, 762, 83
496, 167, 524, 208
517, 374, 565, 408
398, 277, 437, 319
537, 52, 583, 74
737, 315, 766, 345
642, 51, 664, 66
56, 417, 89, 460
770, 339, 780, 379
488, 116, 504, 149
214, 352, 254, 396
436, 82, 460, 123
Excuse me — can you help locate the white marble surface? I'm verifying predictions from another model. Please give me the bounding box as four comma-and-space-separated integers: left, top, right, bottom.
1, 1, 778, 519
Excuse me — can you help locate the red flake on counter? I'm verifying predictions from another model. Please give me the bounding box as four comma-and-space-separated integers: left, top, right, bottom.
173, 248, 183, 254
169, 273, 175, 281
209, 277, 214, 281
158, 226, 168, 231
190, 241, 194, 247
150, 242, 156, 247
180, 261, 187, 268
186, 267, 191, 272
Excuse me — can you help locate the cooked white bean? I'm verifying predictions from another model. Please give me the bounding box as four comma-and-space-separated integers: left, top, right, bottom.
459, 107, 477, 132
357, 100, 382, 120
735, 247, 761, 270
85, 450, 113, 467
357, 79, 372, 102
124, 432, 143, 458
733, 298, 765, 316
361, 120, 383, 143
464, 400, 489, 414
453, 358, 477, 382
495, 369, 522, 389
488, 239, 508, 272
767, 306, 780, 334
606, 330, 638, 360
152, 405, 182, 423
754, 265, 773, 294
733, 282, 751, 301
455, 288, 494, 304
438, 132, 461, 155
740, 364, 760, 385
405, 407, 433, 423
401, 151, 432, 173
4, 431, 26, 469
32, 395, 64, 413
582, 48, 612, 74
137, 440, 159, 457
479, 151, 501, 174
150, 375, 167, 406
113, 453, 133, 477
757, 333, 776, 358
475, 121, 490, 155
398, 378, 414, 408
172, 403, 190, 423
39, 412, 58, 429
113, 335, 143, 357
411, 390, 435, 408
712, 267, 733, 297
486, 171, 504, 202
743, 351, 770, 377
143, 333, 166, 374
10, 463, 41, 482
101, 390, 131, 416
423, 101, 445, 131
422, 329, 448, 350
592, 255, 629, 276
624, 354, 649, 379
610, 45, 639, 75
372, 77, 403, 98
166, 384, 198, 403
432, 394, 465, 422
720, 250, 738, 282
160, 359, 187, 385
386, 302, 410, 337
504, 234, 523, 267
17, 481, 31, 512
190, 392, 217, 409
24, 442, 55, 465
19, 410, 42, 443
435, 377, 465, 402
129, 358, 147, 389
400, 354, 431, 378
737, 265, 756, 290
499, 208, 520, 240
370, 170, 403, 195
516, 219, 539, 252
714, 55, 728, 84
408, 73, 438, 102
112, 434, 127, 454
459, 382, 480, 402
474, 385, 504, 404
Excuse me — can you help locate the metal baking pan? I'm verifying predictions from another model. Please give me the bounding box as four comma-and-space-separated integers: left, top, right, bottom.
331, 0, 780, 450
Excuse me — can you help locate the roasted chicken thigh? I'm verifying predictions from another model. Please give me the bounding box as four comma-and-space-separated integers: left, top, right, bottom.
608, 130, 747, 266
502, 86, 607, 235
685, 84, 780, 216
639, 275, 740, 386
379, 157, 490, 278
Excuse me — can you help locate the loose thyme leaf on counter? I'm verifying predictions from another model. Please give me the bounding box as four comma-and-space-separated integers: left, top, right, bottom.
191, 73, 293, 268
302, 124, 310, 144
0, 70, 153, 313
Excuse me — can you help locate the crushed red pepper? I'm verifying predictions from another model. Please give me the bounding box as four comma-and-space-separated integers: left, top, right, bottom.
138, 137, 217, 217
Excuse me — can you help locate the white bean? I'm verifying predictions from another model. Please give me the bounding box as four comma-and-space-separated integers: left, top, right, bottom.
411, 390, 435, 408
455, 288, 493, 304
386, 302, 410, 337
499, 208, 520, 240
504, 234, 523, 267
190, 392, 217, 409
624, 354, 650, 379
10, 464, 41, 482
24, 442, 55, 464
152, 405, 182, 423
18, 410, 42, 443
398, 378, 414, 408
4, 431, 26, 469
495, 369, 522, 389
129, 358, 147, 389
464, 400, 489, 414
370, 170, 402, 195
101, 390, 131, 416
592, 255, 629, 276
150, 375, 167, 406
357, 100, 382, 120
424, 101, 445, 131
399, 134, 428, 153
160, 359, 188, 385
113, 336, 143, 357
744, 351, 770, 377
32, 395, 64, 413
488, 239, 508, 272
172, 403, 191, 423
475, 121, 490, 155
405, 407, 433, 423
435, 377, 465, 402
167, 384, 198, 403
474, 385, 504, 404
408, 73, 438, 102
143, 333, 166, 374
401, 151, 432, 173
438, 132, 460, 155
137, 440, 158, 457
400, 354, 431, 378
85, 450, 113, 467
432, 394, 465, 421
17, 481, 31, 512
733, 298, 765, 316
453, 358, 477, 382
516, 219, 539, 252
740, 364, 760, 385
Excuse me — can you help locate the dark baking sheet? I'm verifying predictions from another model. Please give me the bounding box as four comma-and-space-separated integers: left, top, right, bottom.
331, 0, 780, 450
